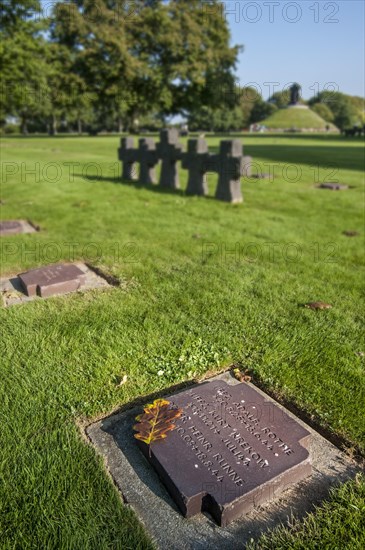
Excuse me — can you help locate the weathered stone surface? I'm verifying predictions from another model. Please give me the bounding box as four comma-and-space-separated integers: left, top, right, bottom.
241, 156, 252, 178
118, 137, 138, 181
136, 379, 311, 527
319, 183, 349, 190
182, 138, 210, 196
138, 138, 159, 185
18, 263, 86, 298
0, 220, 37, 236
88, 372, 360, 549
1, 262, 110, 306
0, 220, 23, 235
209, 140, 244, 203
156, 129, 183, 190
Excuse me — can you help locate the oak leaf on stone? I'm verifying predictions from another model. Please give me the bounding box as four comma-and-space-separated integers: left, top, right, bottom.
134, 399, 182, 456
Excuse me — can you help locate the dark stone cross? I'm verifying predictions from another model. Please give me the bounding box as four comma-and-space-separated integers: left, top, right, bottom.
208, 140, 244, 203
182, 138, 210, 196
137, 138, 159, 185
118, 137, 138, 181
242, 156, 252, 178
156, 129, 183, 190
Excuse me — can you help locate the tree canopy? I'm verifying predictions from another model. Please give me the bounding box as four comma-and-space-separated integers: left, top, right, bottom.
1, 0, 241, 133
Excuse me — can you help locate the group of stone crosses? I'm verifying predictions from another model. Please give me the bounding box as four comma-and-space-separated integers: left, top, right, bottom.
118, 128, 253, 203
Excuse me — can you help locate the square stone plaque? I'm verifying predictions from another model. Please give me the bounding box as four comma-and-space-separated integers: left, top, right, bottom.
87, 372, 359, 548
136, 380, 311, 527
18, 263, 86, 298
0, 220, 37, 236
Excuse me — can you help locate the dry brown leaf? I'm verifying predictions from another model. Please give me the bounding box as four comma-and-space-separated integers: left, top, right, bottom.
233, 368, 252, 383
116, 374, 128, 388
304, 302, 332, 310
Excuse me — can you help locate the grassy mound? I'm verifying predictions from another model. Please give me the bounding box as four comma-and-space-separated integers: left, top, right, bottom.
260, 106, 338, 131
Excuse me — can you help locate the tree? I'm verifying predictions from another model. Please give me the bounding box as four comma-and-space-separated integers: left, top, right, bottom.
308, 91, 363, 129
311, 103, 334, 123
0, 1, 50, 132
250, 100, 277, 124
50, 0, 240, 130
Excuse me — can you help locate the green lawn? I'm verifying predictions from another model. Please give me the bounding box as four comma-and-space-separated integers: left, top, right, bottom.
1, 134, 364, 548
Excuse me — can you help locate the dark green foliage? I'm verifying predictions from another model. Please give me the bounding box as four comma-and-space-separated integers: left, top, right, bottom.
308, 91, 364, 130
1, 1, 239, 132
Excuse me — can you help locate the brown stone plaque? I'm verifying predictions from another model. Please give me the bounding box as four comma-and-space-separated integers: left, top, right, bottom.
18, 263, 86, 298
136, 380, 311, 526
318, 183, 348, 190
0, 220, 23, 235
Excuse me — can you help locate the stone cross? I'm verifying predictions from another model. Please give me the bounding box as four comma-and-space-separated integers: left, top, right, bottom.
182, 138, 210, 196
118, 137, 138, 181
242, 156, 252, 178
156, 129, 183, 190
208, 140, 244, 203
137, 138, 159, 185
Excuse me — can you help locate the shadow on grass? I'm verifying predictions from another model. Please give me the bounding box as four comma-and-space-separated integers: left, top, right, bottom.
245, 144, 364, 173
76, 174, 187, 197
76, 174, 227, 202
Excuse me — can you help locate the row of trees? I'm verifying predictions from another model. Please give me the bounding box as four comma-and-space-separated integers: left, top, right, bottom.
1, 0, 240, 134
1, 1, 364, 134
188, 88, 365, 132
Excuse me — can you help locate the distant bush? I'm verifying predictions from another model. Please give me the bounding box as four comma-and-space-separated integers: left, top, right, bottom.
3, 124, 20, 134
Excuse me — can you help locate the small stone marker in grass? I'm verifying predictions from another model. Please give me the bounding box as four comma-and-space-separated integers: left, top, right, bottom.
318, 183, 349, 190
18, 263, 86, 298
0, 220, 37, 236
1, 262, 111, 306
135, 379, 311, 527
182, 138, 210, 196
156, 129, 183, 190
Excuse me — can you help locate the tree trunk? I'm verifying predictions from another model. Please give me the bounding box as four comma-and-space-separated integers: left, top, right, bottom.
117, 116, 123, 133
49, 114, 58, 136
77, 118, 82, 135
21, 115, 28, 135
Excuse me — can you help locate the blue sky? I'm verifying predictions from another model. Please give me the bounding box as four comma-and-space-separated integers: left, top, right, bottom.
227, 0, 364, 99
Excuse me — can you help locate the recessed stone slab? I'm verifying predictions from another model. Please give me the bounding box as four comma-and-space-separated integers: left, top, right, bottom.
0, 220, 37, 236
18, 263, 86, 298
0, 262, 111, 306
87, 372, 359, 549
318, 183, 349, 190
136, 380, 311, 527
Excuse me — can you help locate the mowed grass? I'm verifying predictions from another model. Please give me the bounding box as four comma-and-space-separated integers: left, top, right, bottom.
260, 107, 337, 129
0, 134, 364, 548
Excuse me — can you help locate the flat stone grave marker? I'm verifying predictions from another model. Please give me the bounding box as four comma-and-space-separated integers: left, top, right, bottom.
1, 262, 112, 306
318, 183, 349, 190
18, 263, 86, 298
135, 379, 311, 527
0, 220, 37, 236
88, 372, 359, 549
